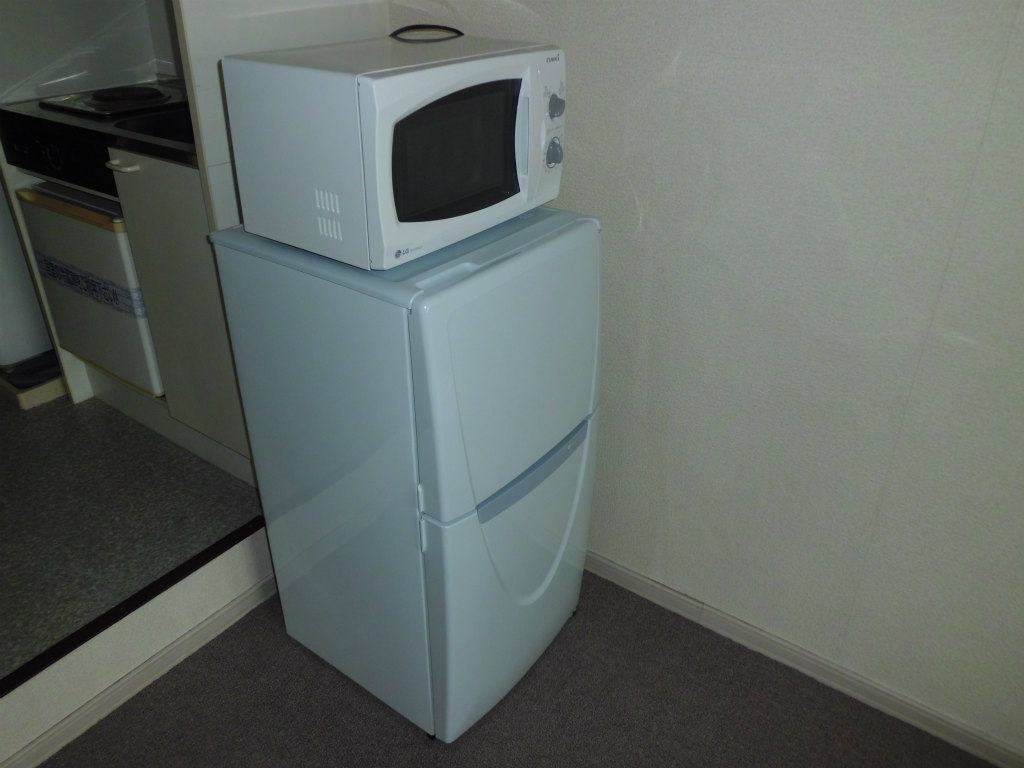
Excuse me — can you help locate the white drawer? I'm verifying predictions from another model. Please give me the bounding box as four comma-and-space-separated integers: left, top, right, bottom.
18, 186, 164, 395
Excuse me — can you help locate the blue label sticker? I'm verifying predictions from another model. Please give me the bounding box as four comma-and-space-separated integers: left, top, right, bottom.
38, 253, 148, 319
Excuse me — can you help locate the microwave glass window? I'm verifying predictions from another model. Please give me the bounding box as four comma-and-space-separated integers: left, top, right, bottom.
393, 79, 521, 222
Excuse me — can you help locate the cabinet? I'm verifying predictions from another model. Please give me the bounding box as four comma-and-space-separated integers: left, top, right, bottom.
17, 186, 164, 396
108, 146, 248, 455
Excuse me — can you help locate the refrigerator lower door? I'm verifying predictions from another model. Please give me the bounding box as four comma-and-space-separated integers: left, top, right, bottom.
421, 414, 597, 743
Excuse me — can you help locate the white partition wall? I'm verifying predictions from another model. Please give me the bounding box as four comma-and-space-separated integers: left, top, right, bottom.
172, 0, 388, 230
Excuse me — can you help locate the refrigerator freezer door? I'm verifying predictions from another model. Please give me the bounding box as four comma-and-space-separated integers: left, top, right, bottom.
411, 217, 601, 523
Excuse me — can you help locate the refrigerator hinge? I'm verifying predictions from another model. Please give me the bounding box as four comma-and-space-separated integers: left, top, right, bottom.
417, 484, 427, 552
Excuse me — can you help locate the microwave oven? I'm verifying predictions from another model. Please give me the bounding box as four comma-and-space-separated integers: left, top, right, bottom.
222, 35, 566, 270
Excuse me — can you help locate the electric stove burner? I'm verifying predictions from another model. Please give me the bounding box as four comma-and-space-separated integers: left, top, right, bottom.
39, 82, 185, 119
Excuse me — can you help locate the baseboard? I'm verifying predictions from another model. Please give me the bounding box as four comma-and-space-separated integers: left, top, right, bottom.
0, 374, 65, 410
1, 532, 275, 768
584, 551, 1024, 768
5, 575, 277, 768
5, 547, 1017, 767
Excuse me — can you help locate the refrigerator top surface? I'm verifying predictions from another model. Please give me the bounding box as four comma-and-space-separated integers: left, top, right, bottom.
209, 207, 598, 307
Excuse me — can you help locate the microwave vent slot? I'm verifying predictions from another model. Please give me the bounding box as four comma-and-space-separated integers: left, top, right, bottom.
315, 188, 343, 241
315, 188, 341, 215
318, 215, 344, 241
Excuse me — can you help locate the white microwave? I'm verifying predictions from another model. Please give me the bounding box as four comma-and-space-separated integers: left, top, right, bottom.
222, 34, 566, 270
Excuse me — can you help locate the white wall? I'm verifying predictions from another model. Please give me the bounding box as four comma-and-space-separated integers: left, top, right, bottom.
393, 0, 1024, 756
146, 0, 183, 75
0, 0, 160, 102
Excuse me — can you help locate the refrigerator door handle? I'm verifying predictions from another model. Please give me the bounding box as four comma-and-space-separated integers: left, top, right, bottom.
476, 417, 589, 525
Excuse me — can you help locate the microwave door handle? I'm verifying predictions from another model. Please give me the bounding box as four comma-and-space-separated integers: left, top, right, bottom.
516, 92, 529, 177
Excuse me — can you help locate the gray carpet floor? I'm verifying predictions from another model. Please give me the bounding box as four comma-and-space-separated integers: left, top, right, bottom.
41, 573, 993, 768
0, 394, 261, 682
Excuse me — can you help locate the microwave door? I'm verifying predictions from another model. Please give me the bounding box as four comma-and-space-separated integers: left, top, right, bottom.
391, 79, 522, 223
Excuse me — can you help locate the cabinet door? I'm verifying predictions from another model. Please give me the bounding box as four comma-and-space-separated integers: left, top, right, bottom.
108, 147, 248, 456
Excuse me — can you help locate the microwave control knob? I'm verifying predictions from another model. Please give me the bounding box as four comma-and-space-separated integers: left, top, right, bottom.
546, 137, 563, 167
548, 93, 566, 119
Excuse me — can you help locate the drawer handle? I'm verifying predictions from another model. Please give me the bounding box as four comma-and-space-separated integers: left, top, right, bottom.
105, 160, 141, 173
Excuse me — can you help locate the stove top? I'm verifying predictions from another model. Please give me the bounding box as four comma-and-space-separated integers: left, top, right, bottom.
39, 82, 186, 119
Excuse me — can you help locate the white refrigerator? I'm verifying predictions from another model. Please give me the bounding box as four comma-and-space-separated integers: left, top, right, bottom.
212, 207, 600, 742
